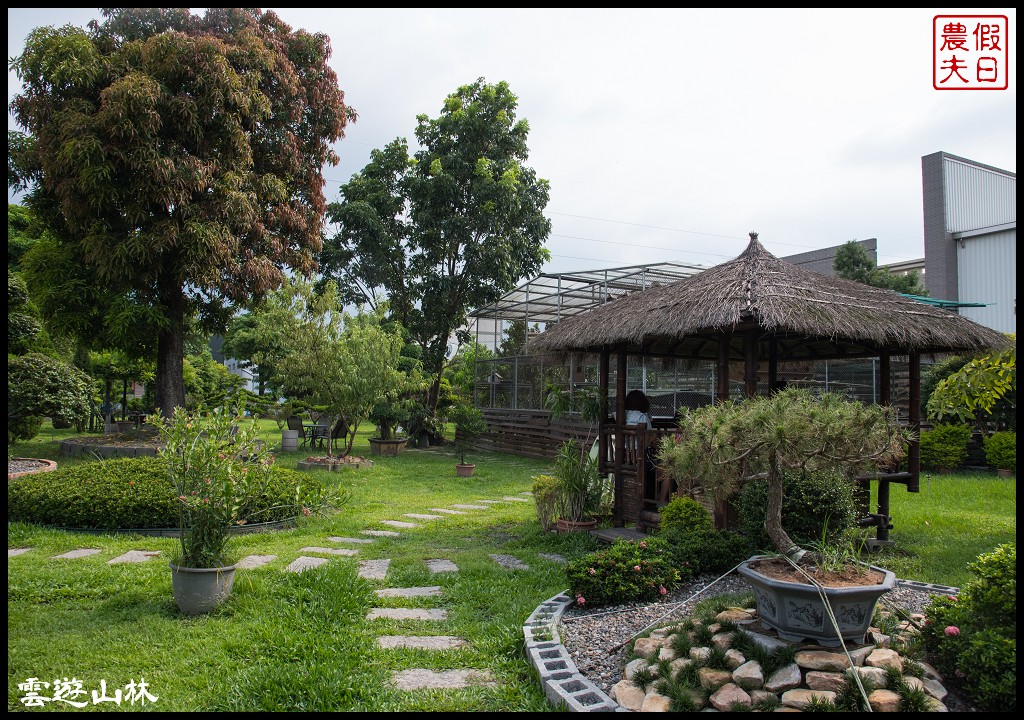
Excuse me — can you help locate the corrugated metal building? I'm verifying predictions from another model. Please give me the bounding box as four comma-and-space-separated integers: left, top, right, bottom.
922, 152, 1016, 334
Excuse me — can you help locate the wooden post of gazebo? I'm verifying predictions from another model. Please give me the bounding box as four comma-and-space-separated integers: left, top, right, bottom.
613, 343, 627, 527
716, 333, 730, 403
743, 328, 759, 398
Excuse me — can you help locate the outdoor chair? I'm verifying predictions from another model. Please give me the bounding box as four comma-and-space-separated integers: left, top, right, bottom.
286, 415, 310, 449
310, 416, 333, 450
324, 416, 347, 454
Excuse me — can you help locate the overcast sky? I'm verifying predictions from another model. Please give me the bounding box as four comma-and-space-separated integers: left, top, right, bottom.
8, 8, 1017, 274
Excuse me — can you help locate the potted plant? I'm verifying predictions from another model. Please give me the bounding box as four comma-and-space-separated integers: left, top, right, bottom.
552, 439, 605, 531
448, 401, 486, 477
984, 430, 1016, 477
658, 388, 908, 645
150, 405, 276, 616
367, 394, 411, 457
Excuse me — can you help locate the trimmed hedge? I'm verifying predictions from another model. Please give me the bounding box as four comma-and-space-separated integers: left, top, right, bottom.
919, 423, 971, 471
7, 456, 326, 530
984, 431, 1016, 472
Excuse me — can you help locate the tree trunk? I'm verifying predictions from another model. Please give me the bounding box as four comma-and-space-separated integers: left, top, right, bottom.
155, 282, 187, 417
764, 463, 800, 558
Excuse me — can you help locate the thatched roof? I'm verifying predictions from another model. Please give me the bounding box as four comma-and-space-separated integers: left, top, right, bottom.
533, 233, 1009, 361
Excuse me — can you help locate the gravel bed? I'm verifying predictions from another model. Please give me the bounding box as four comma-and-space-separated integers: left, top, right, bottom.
559, 569, 961, 700
8, 459, 50, 474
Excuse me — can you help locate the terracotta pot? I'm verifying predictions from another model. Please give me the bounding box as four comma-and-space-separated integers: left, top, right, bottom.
737, 555, 896, 647
169, 562, 236, 616
455, 463, 475, 477
997, 468, 1013, 478
555, 518, 598, 533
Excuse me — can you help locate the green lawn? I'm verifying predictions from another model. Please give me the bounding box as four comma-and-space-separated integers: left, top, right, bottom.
7, 421, 1016, 710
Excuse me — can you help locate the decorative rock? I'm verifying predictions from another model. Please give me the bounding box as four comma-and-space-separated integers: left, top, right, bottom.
732, 660, 764, 690
51, 549, 102, 560
358, 559, 391, 580
749, 689, 777, 705
490, 554, 529, 570
780, 688, 837, 709
236, 554, 277, 569
392, 669, 494, 690
624, 658, 649, 680
689, 646, 711, 662
366, 608, 447, 620
375, 586, 442, 598
917, 660, 944, 681
657, 646, 677, 662
795, 650, 851, 672
405, 514, 442, 520
609, 680, 645, 710
538, 553, 567, 564
286, 556, 330, 573
641, 692, 672, 712
805, 670, 846, 692
724, 649, 746, 669
380, 520, 419, 529
8, 548, 31, 557
869, 631, 892, 647
300, 546, 358, 556
847, 665, 888, 687
327, 536, 374, 544
649, 628, 670, 639
633, 637, 667, 658
866, 647, 903, 673
711, 632, 732, 650
744, 630, 790, 654
923, 677, 948, 701
709, 682, 751, 711
715, 608, 755, 623
425, 558, 458, 573
764, 663, 803, 693
698, 667, 733, 691
926, 699, 949, 712
669, 657, 693, 675
867, 688, 902, 712
107, 550, 160, 564
847, 645, 874, 666
376, 635, 466, 650
502, 496, 531, 502
451, 504, 490, 510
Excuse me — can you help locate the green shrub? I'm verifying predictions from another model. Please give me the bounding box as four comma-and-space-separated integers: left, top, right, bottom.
736, 470, 857, 551
8, 415, 43, 444
984, 431, 1016, 472
7, 456, 330, 530
657, 496, 753, 574
919, 423, 971, 471
919, 543, 1016, 712
8, 353, 91, 439
531, 473, 559, 532
565, 537, 685, 608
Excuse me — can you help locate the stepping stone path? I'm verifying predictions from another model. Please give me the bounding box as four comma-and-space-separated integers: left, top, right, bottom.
377, 635, 467, 650
502, 496, 531, 502
476, 500, 503, 504
428, 508, 466, 515
367, 608, 448, 621
426, 558, 458, 574
327, 536, 374, 544
404, 513, 443, 520
237, 555, 276, 569
451, 504, 490, 510
300, 546, 358, 556
8, 548, 31, 557
362, 530, 401, 537
489, 554, 529, 570
108, 550, 161, 564
538, 553, 567, 564
359, 559, 391, 580
286, 556, 330, 573
380, 520, 420, 529
51, 549, 102, 560
376, 586, 442, 598
392, 669, 495, 691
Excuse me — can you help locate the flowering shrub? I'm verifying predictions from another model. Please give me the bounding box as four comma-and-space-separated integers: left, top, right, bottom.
919, 543, 1016, 712
565, 537, 686, 608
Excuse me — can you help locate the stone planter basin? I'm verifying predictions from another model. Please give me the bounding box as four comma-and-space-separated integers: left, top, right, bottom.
736, 555, 896, 647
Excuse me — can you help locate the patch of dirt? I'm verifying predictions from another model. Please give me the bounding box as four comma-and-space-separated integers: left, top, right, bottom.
67, 431, 162, 448
747, 556, 886, 588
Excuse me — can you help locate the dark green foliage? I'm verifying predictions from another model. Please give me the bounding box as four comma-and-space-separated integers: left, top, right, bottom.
630, 665, 655, 688
919, 543, 1016, 712
736, 470, 857, 550
565, 537, 684, 608
8, 415, 43, 443
657, 495, 754, 574
984, 430, 1016, 472
833, 240, 927, 295
7, 457, 327, 530
919, 423, 971, 470
8, 352, 91, 438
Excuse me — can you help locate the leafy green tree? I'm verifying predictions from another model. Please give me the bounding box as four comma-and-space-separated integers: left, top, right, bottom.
9, 8, 353, 417
323, 77, 551, 418
221, 294, 300, 398
277, 280, 405, 457
8, 271, 42, 354
8, 204, 38, 270
927, 335, 1016, 432
9, 352, 92, 440
833, 241, 927, 295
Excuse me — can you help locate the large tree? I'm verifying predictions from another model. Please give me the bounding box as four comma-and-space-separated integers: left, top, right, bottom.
322, 78, 551, 415
9, 8, 353, 416
833, 240, 928, 295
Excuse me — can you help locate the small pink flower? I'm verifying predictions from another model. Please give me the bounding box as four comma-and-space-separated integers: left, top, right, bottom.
639, 541, 647, 549
128, 481, 135, 486
944, 626, 960, 636
659, 586, 668, 595
588, 567, 596, 575
633, 565, 641, 571
178, 495, 187, 501
302, 506, 311, 517
948, 595, 958, 602
576, 595, 585, 606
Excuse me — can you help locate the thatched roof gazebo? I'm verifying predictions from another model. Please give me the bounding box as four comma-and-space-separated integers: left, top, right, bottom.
533, 233, 1009, 541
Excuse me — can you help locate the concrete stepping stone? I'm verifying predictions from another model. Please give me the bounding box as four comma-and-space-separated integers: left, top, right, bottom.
51, 549, 102, 560
428, 508, 466, 515
451, 504, 490, 510
8, 548, 32, 557
426, 558, 458, 574
477, 499, 503, 504
286, 556, 330, 573
502, 496, 531, 502
362, 530, 401, 537
404, 513, 443, 520
380, 520, 420, 529
327, 536, 374, 544
359, 559, 391, 580
300, 546, 358, 556
490, 554, 529, 570
236, 554, 277, 569
376, 635, 467, 650
108, 550, 161, 564
367, 608, 448, 621
538, 553, 567, 564
392, 669, 495, 690
376, 586, 442, 598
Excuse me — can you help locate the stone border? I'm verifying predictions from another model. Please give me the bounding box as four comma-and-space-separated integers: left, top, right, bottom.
523, 591, 619, 712
8, 458, 58, 480
59, 439, 159, 459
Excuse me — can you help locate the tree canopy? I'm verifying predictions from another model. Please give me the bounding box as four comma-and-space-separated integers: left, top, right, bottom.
833, 240, 927, 295
322, 77, 551, 415
9, 8, 353, 416
927, 335, 1016, 432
